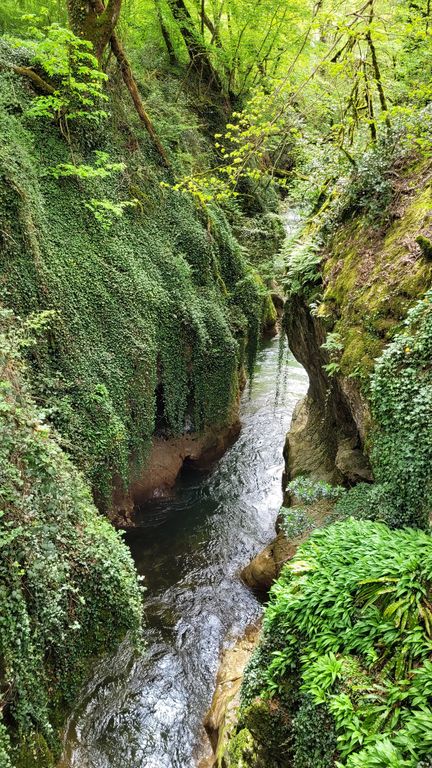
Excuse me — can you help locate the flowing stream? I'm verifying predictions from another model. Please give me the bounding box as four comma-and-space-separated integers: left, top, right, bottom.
60, 336, 308, 768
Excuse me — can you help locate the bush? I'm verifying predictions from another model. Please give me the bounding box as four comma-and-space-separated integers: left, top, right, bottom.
287, 476, 345, 504
254, 519, 432, 767
279, 506, 315, 539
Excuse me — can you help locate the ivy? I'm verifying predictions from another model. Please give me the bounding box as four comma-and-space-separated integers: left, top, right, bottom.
369, 291, 432, 528
0, 311, 142, 766
0, 51, 267, 505
335, 290, 432, 530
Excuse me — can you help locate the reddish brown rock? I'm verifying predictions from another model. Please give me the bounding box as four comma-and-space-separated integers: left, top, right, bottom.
199, 623, 262, 768
109, 421, 241, 526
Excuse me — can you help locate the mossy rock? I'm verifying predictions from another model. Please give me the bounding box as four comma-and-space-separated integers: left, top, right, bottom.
322, 178, 432, 384
225, 727, 280, 768
12, 733, 56, 768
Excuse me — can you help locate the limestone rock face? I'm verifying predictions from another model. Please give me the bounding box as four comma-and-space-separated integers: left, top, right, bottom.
241, 532, 296, 592
284, 293, 372, 473
110, 421, 241, 525
199, 624, 262, 768
335, 437, 373, 483
241, 498, 333, 592
284, 396, 344, 491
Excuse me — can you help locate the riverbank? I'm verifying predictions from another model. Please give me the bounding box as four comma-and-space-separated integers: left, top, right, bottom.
59, 338, 308, 768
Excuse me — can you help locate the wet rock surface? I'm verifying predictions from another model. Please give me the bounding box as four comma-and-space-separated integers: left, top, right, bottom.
200, 624, 262, 768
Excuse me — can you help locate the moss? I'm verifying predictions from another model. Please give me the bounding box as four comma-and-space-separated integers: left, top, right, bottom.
226, 728, 258, 767
225, 724, 281, 768
242, 699, 290, 754
321, 177, 432, 383
12, 732, 55, 768
416, 234, 432, 260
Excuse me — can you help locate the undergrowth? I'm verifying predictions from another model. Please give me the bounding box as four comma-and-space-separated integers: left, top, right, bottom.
239, 519, 432, 767
0, 309, 142, 767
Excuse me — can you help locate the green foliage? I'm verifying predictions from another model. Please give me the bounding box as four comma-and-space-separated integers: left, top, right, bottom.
0, 52, 268, 504
0, 310, 142, 766
336, 290, 432, 530
15, 23, 108, 124
48, 151, 139, 228
84, 197, 139, 229
280, 235, 322, 298
369, 290, 432, 528
48, 151, 125, 179
287, 476, 345, 505
171, 88, 295, 203
279, 506, 315, 540
292, 695, 337, 768
249, 518, 432, 766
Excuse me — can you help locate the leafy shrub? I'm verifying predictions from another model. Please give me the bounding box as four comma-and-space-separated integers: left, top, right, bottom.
280, 235, 322, 297
334, 483, 398, 527
332, 142, 395, 226
330, 290, 432, 531
279, 506, 315, 540
21, 24, 108, 125
292, 695, 337, 768
256, 519, 432, 766
287, 476, 345, 504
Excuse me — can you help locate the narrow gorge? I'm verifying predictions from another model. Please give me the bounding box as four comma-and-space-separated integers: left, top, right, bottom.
1, 2, 432, 768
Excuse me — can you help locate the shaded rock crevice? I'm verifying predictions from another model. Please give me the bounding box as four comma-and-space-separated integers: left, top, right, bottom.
109, 419, 241, 526
241, 293, 373, 592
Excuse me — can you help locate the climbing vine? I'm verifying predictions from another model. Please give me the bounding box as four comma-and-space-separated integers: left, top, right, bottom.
0, 310, 142, 767
0, 43, 267, 506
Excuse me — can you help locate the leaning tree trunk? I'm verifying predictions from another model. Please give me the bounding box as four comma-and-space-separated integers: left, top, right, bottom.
168, 0, 224, 94
67, 0, 169, 165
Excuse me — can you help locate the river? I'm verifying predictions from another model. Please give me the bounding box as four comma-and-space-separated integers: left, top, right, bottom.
60, 335, 308, 768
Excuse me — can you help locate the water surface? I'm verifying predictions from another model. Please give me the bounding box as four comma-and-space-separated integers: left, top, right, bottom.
61, 336, 308, 768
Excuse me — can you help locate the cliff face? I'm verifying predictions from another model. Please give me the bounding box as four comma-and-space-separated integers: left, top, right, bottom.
220, 164, 432, 768
0, 48, 276, 524
284, 161, 432, 499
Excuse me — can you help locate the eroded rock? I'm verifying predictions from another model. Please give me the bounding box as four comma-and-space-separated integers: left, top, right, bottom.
109, 421, 241, 525
199, 623, 262, 768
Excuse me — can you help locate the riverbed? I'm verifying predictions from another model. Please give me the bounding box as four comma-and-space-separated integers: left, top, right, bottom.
60, 336, 308, 768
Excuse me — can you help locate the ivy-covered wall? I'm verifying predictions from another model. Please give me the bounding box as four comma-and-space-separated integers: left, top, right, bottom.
0, 48, 270, 507
0, 310, 142, 768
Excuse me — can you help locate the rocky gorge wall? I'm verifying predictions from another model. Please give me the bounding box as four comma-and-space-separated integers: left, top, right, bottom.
205, 161, 432, 767
0, 47, 279, 527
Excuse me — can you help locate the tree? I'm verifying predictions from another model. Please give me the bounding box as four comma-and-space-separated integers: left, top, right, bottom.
67, 0, 169, 164
167, 0, 224, 94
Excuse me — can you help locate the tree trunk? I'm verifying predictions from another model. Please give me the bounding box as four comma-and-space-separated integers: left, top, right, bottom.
109, 32, 170, 165
67, 0, 122, 61
168, 0, 224, 93
67, 0, 169, 165
365, 0, 391, 130
154, 0, 178, 65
